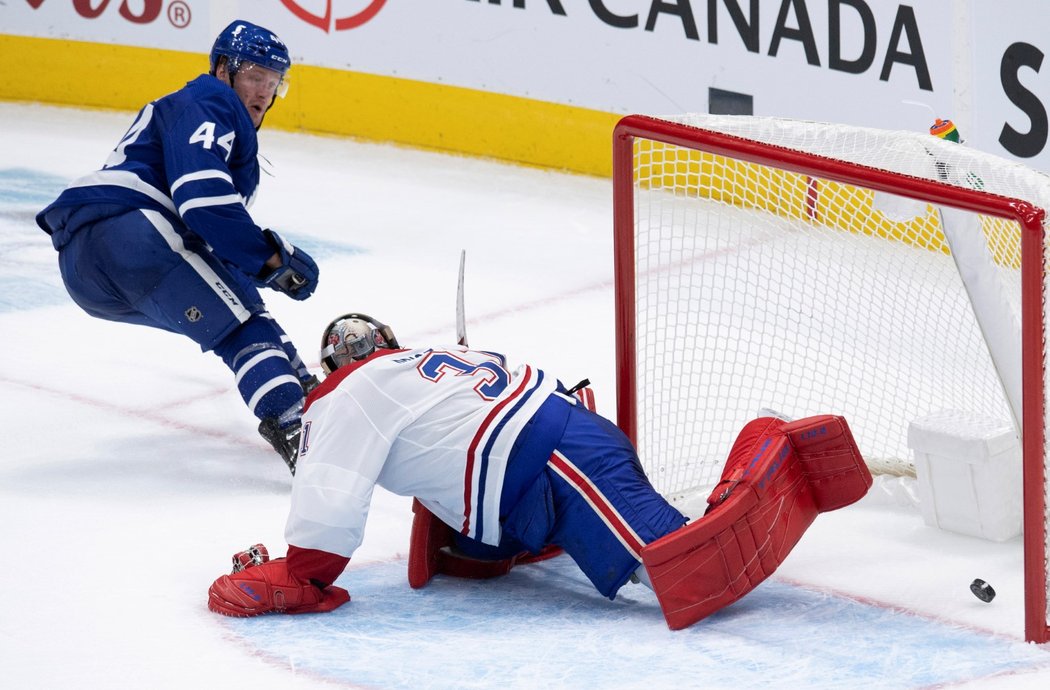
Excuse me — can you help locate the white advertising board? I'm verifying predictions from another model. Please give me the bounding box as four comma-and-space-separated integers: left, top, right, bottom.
0, 0, 215, 49
4, 1, 1050, 168
971, 0, 1050, 169
246, 1, 957, 132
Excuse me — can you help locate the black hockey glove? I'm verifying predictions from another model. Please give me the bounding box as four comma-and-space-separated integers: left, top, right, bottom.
260, 229, 319, 300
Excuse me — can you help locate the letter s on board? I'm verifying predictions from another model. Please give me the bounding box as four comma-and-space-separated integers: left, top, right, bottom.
1000, 41, 1048, 158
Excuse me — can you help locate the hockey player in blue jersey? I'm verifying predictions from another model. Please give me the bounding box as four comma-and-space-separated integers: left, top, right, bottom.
207, 313, 873, 630
36, 20, 317, 473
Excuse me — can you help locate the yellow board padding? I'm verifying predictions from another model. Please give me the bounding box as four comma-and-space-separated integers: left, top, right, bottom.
635, 140, 1022, 267
0, 33, 620, 177
1, 34, 201, 112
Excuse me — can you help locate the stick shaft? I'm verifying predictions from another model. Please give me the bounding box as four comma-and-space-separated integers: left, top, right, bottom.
456, 250, 468, 347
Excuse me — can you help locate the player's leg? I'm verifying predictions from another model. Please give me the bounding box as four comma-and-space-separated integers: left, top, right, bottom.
55, 208, 185, 330
256, 311, 319, 392
59, 208, 308, 470
639, 415, 872, 629
57, 207, 261, 346
128, 210, 310, 470
211, 314, 308, 465
516, 404, 688, 599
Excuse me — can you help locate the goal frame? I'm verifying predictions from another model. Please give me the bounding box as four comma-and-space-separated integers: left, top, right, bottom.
612, 114, 1049, 644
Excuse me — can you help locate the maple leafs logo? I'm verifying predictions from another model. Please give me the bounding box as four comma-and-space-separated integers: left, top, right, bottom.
279, 0, 387, 33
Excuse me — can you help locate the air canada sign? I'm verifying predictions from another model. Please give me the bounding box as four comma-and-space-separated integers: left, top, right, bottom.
473, 0, 934, 91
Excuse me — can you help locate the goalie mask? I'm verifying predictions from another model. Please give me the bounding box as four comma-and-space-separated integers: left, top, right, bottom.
320, 313, 400, 374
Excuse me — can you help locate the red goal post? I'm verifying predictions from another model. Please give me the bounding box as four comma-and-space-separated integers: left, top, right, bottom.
612, 114, 1049, 643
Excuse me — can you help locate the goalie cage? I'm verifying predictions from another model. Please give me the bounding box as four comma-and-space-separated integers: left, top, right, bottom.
612, 114, 1050, 644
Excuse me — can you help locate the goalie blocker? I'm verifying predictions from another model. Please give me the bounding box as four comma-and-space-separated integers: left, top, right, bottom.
641, 414, 872, 629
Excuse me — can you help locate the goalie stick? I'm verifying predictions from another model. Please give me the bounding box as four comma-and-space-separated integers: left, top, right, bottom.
457, 249, 468, 347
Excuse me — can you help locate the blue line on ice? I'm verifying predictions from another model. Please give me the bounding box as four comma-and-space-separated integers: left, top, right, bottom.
0, 168, 366, 313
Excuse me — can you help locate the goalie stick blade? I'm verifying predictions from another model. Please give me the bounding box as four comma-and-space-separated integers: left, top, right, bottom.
456, 249, 468, 347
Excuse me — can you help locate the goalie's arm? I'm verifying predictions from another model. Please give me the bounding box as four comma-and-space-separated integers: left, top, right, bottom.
287, 544, 351, 588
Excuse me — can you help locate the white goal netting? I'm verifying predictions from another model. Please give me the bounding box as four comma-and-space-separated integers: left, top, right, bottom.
614, 114, 1050, 642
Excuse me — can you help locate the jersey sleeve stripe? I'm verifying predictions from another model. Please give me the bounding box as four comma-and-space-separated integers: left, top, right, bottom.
177, 193, 245, 217
170, 169, 234, 195
66, 169, 177, 214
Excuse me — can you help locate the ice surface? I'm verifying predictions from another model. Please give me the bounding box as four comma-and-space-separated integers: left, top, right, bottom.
2, 102, 1048, 689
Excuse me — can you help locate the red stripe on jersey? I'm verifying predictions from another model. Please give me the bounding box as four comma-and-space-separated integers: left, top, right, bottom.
548, 450, 646, 559
461, 366, 534, 535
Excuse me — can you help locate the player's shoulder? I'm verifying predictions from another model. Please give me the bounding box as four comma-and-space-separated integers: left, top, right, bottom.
157, 74, 253, 133
166, 74, 238, 106
304, 349, 413, 412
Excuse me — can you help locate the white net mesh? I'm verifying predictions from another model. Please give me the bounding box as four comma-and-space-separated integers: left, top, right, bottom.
620, 115, 1050, 637
628, 115, 1045, 490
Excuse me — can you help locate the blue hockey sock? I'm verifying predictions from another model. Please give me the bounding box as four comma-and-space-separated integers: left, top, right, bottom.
260, 312, 314, 383
213, 315, 306, 426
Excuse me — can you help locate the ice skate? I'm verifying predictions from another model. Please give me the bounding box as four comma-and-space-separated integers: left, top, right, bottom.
258, 417, 301, 475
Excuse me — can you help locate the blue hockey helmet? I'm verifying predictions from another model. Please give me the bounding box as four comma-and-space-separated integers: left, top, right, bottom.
209, 20, 291, 80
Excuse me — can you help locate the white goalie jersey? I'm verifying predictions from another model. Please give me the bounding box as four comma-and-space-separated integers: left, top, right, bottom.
285, 345, 557, 558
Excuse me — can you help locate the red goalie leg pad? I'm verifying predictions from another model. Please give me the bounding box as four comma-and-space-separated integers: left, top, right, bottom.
641, 417, 821, 630
781, 415, 872, 512
407, 499, 562, 589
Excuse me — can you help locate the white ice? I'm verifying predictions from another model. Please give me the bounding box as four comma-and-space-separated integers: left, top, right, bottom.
2, 102, 1049, 689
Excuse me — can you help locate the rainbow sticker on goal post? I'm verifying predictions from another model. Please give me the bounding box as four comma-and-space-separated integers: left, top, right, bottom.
930, 118, 962, 143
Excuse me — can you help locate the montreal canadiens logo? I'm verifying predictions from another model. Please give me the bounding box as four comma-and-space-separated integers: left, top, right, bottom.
280, 0, 387, 32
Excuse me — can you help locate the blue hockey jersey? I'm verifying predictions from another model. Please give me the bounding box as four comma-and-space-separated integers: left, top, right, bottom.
37, 74, 275, 275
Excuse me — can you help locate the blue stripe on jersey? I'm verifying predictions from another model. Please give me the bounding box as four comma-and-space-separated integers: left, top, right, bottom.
474, 369, 545, 541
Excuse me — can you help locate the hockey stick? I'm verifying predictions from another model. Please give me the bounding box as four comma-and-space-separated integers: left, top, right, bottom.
456, 249, 468, 347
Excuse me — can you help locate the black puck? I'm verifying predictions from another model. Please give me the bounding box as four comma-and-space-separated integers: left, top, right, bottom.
970, 578, 996, 603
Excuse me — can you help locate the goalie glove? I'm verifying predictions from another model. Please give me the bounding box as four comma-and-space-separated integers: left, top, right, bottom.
259, 229, 319, 301
208, 548, 350, 617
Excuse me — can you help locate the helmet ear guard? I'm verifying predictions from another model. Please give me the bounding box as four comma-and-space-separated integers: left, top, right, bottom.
320, 313, 400, 375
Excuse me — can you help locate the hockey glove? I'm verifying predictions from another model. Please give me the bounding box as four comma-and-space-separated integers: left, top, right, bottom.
260, 229, 319, 301
208, 550, 350, 617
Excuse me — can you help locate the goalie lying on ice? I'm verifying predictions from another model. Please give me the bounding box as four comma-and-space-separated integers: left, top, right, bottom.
207, 311, 873, 629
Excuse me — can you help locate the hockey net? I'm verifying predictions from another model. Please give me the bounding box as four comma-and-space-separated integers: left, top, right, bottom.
612, 114, 1049, 643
